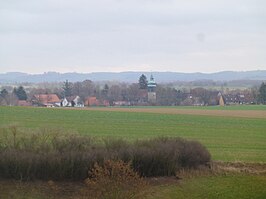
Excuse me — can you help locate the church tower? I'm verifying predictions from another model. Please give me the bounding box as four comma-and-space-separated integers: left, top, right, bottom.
147, 74, 156, 104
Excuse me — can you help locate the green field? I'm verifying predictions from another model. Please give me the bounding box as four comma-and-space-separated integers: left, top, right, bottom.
1, 106, 266, 162
1, 106, 266, 199
146, 175, 266, 199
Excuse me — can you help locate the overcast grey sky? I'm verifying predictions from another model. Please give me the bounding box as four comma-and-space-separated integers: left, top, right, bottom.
0, 0, 265, 74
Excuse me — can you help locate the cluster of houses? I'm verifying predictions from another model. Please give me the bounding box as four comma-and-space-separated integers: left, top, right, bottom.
218, 93, 255, 106
176, 90, 256, 106
17, 94, 110, 108
13, 76, 256, 107
15, 91, 255, 108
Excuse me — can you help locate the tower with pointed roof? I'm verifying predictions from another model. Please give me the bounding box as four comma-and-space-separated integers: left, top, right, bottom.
147, 74, 156, 104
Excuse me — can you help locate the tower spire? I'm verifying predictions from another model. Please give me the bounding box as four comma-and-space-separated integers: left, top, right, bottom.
147, 74, 156, 104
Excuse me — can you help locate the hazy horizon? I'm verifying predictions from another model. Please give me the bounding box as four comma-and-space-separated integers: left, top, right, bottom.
1, 0, 265, 73
1, 69, 266, 76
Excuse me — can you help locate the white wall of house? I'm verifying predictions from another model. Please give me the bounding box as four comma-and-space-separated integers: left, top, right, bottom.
61, 98, 69, 107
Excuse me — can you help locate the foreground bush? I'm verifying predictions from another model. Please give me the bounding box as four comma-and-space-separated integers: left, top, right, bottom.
132, 137, 211, 177
82, 160, 147, 199
0, 127, 211, 180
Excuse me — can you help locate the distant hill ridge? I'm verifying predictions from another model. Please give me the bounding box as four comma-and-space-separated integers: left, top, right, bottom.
0, 70, 266, 83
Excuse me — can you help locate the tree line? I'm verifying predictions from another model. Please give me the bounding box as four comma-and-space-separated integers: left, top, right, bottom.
1, 75, 266, 106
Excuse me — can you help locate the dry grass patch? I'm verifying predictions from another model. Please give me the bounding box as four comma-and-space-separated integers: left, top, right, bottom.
212, 161, 266, 175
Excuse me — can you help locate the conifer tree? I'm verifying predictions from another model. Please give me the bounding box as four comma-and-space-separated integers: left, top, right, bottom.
138, 74, 148, 89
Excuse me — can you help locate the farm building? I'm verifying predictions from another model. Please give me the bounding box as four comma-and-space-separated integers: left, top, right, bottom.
32, 94, 61, 107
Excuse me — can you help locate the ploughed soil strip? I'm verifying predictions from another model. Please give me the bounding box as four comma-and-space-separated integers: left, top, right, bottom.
83, 107, 266, 119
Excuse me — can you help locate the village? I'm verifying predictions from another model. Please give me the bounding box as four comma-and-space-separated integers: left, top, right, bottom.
0, 74, 263, 108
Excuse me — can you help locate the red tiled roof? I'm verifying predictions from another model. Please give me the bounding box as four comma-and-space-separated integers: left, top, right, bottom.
33, 94, 60, 104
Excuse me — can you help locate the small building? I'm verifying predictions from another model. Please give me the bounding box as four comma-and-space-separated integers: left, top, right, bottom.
61, 98, 69, 107
147, 74, 156, 104
61, 96, 84, 107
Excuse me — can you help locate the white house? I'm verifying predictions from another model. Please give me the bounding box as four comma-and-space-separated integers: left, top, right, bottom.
60, 96, 84, 107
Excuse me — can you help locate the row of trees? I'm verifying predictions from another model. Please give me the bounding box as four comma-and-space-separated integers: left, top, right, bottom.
0, 86, 28, 105
1, 80, 266, 106
0, 86, 27, 100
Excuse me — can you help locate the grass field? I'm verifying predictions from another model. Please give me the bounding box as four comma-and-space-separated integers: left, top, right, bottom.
146, 174, 266, 199
1, 105, 266, 198
0, 106, 266, 162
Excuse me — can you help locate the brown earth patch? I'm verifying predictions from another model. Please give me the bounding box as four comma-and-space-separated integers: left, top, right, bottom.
81, 107, 266, 119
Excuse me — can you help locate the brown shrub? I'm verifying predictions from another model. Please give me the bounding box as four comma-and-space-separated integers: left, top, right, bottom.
83, 160, 147, 199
